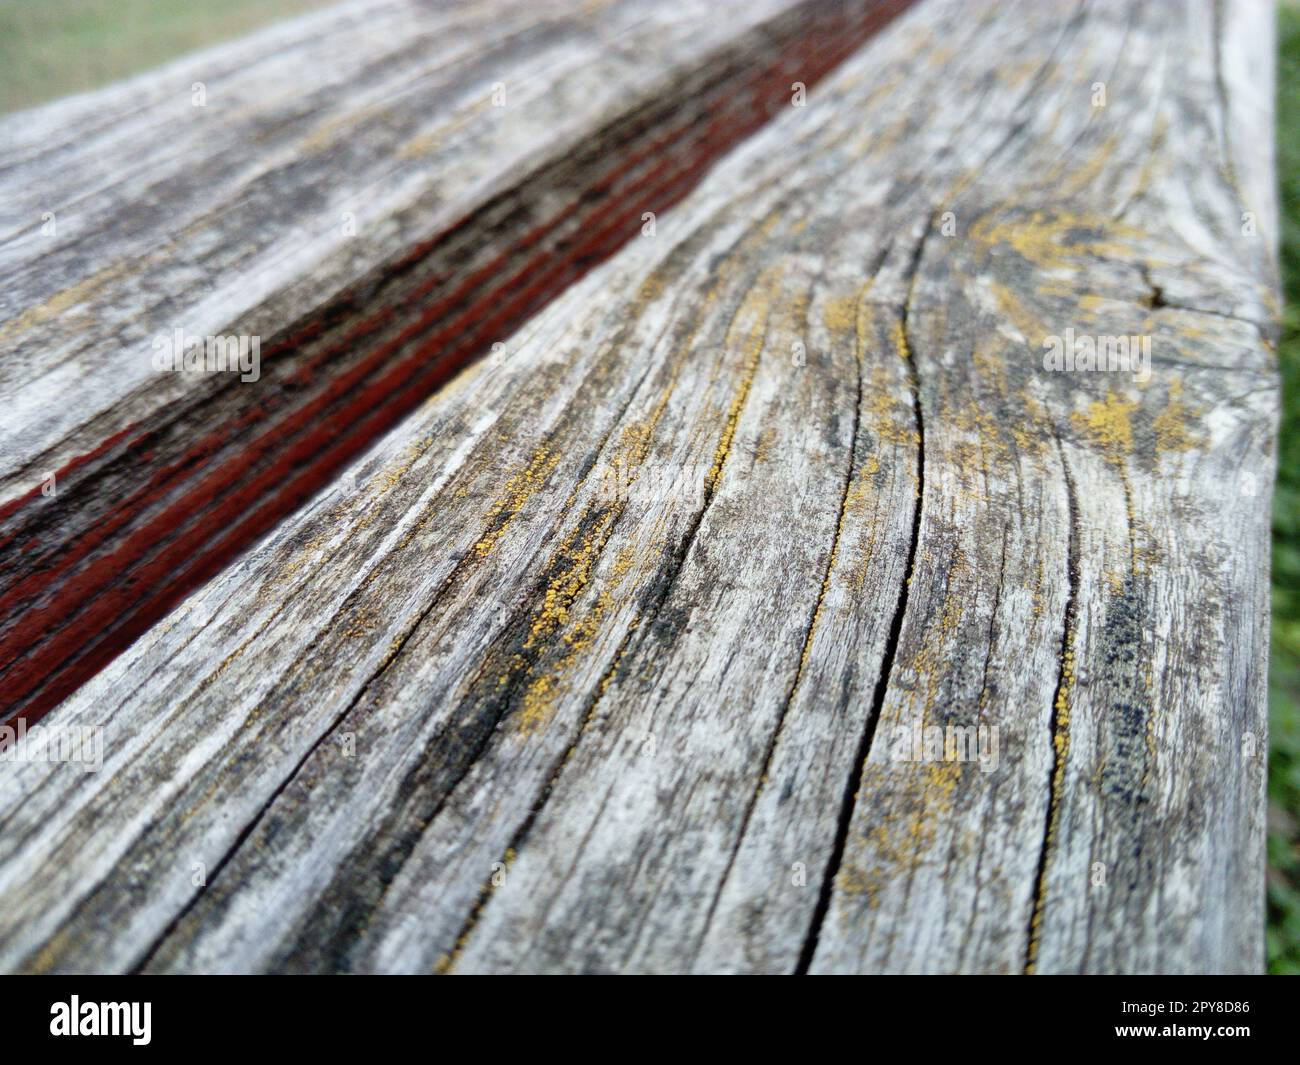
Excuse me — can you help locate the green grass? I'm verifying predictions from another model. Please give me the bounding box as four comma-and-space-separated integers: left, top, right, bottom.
0, 0, 332, 114
1268, 3, 1300, 976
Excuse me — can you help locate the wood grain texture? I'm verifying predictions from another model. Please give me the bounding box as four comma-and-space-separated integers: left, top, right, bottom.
0, 0, 1277, 974
0, 0, 903, 721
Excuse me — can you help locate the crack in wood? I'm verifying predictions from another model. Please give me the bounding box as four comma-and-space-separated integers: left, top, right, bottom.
797, 218, 934, 973
1024, 449, 1080, 974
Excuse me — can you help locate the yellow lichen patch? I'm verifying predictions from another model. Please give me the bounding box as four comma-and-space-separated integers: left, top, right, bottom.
820, 281, 876, 376
916, 582, 968, 728
261, 528, 332, 598
26, 925, 78, 975
518, 672, 561, 733
485, 465, 634, 734
299, 102, 389, 153
706, 268, 782, 495
947, 381, 1013, 495
470, 443, 559, 560
821, 292, 862, 337
794, 436, 862, 682
863, 363, 919, 448
853, 758, 965, 902
1071, 389, 1137, 463
1152, 380, 1203, 455
889, 545, 969, 727
954, 349, 1052, 469
835, 863, 880, 909
891, 317, 911, 361
1010, 388, 1052, 459
1053, 647, 1074, 763
0, 265, 116, 345
971, 346, 1008, 388
1029, 553, 1046, 623
751, 423, 778, 466
524, 513, 618, 651
971, 208, 1140, 272
844, 454, 880, 515
377, 445, 421, 494
515, 531, 638, 735
923, 759, 962, 810
838, 455, 884, 593
342, 605, 380, 640
1125, 113, 1169, 208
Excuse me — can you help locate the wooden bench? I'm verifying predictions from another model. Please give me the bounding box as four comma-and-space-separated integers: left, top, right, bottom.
0, 0, 1279, 973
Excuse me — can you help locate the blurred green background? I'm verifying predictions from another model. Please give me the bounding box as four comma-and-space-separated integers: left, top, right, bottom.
1, 0, 1298, 972
0, 0, 332, 113
1268, 1, 1300, 976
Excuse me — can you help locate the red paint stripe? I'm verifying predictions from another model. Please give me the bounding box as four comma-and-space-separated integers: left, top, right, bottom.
0, 48, 753, 625
0, 30, 758, 601
0, 0, 911, 724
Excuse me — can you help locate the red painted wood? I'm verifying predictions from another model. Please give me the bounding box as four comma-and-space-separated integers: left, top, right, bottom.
0, 0, 910, 724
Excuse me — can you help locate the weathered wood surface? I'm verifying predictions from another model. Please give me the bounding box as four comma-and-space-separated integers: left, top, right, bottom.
0, 0, 1278, 974
0, 0, 902, 720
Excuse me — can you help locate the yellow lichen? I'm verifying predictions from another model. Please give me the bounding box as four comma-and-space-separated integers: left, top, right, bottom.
707, 269, 781, 495
471, 443, 559, 560
1071, 389, 1137, 462
1152, 380, 1203, 454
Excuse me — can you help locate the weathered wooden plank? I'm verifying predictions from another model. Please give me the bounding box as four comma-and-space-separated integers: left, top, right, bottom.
0, 0, 1277, 974
804, 0, 1279, 976
0, 0, 901, 721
